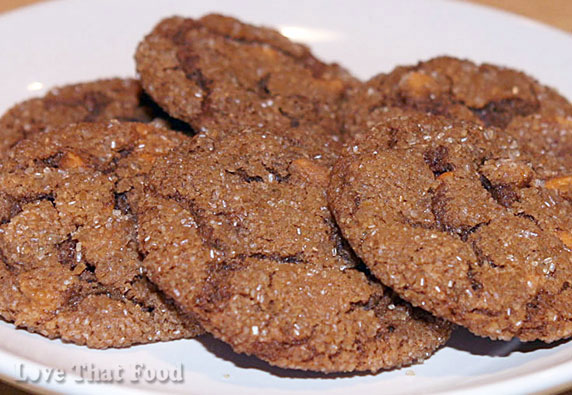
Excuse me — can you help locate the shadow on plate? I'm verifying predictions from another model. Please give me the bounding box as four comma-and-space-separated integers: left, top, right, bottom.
197, 328, 571, 378
447, 327, 571, 357
196, 335, 375, 379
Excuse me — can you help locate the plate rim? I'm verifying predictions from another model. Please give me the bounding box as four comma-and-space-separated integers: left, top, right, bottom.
0, 0, 570, 394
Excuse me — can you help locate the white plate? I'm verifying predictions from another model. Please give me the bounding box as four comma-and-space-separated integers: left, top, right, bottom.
0, 0, 571, 394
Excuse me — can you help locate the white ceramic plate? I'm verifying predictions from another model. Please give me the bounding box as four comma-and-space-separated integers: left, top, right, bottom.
0, 0, 571, 394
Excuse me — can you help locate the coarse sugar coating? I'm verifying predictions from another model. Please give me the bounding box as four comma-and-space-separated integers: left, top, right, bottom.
343, 56, 572, 137
0, 78, 166, 157
137, 128, 451, 373
0, 121, 203, 348
505, 114, 572, 180
342, 57, 572, 175
135, 14, 356, 139
329, 109, 572, 342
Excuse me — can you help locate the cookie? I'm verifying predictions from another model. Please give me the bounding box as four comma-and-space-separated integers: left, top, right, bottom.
135, 14, 355, 139
137, 129, 451, 373
343, 56, 572, 137
329, 109, 572, 342
0, 78, 163, 156
0, 121, 203, 348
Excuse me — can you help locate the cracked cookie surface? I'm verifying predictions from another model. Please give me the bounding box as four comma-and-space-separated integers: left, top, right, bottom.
343, 56, 572, 136
138, 129, 451, 373
342, 57, 572, 175
0, 121, 203, 348
0, 78, 168, 157
135, 14, 355, 141
329, 109, 572, 342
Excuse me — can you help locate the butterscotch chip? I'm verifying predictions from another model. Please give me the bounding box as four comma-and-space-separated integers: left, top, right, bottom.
397, 71, 442, 100
135, 14, 355, 141
546, 176, 572, 190
137, 129, 451, 373
59, 152, 86, 169
544, 176, 572, 202
556, 231, 572, 249
290, 158, 330, 186
0, 121, 203, 348
329, 109, 572, 342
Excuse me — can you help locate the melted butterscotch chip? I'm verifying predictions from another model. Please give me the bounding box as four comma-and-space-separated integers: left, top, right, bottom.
135, 14, 356, 141
545, 176, 572, 201
138, 129, 451, 373
329, 109, 572, 342
0, 121, 203, 348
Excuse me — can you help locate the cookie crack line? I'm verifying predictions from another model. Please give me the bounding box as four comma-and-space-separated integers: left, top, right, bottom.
173, 50, 213, 114
239, 252, 304, 264
414, 60, 541, 128
158, 191, 226, 251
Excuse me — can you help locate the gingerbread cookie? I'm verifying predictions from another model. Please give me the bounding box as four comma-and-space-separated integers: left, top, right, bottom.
0, 121, 203, 348
329, 109, 572, 342
135, 14, 355, 139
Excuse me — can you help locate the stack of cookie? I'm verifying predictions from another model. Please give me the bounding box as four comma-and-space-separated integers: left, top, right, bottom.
0, 14, 569, 373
